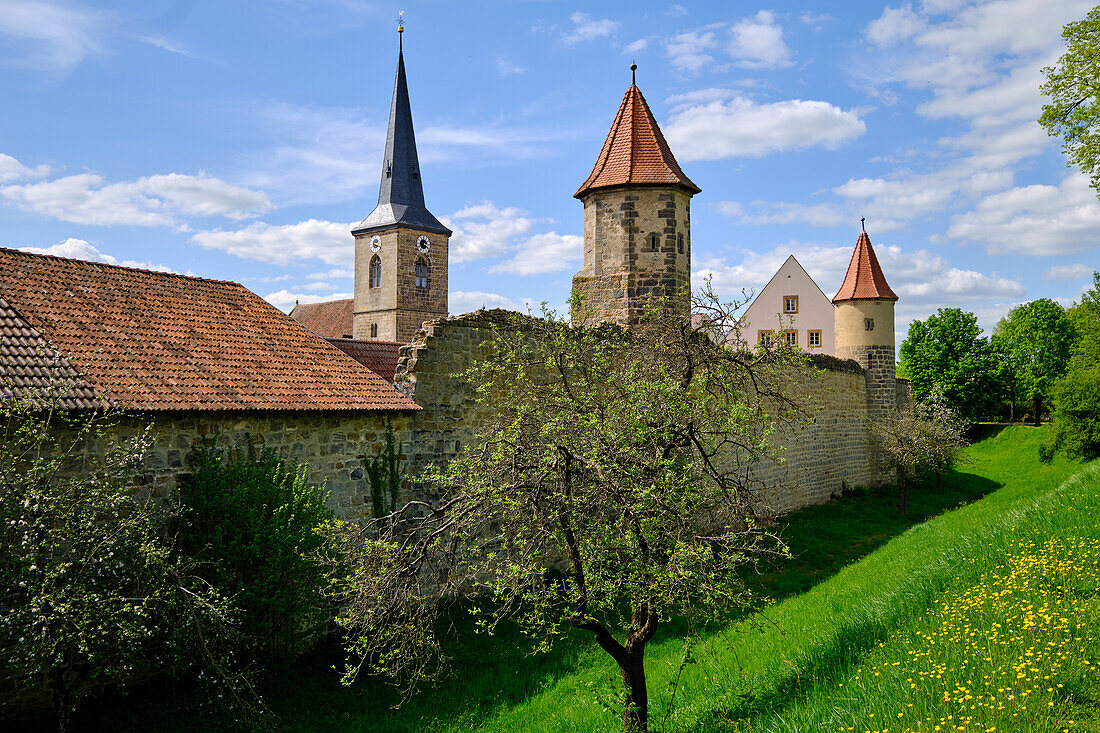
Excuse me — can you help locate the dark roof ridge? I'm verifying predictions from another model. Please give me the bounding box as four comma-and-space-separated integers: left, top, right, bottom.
0, 247, 237, 286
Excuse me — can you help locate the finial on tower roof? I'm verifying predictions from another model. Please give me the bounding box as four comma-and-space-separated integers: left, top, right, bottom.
397, 10, 405, 49
861, 216, 866, 232
630, 61, 637, 86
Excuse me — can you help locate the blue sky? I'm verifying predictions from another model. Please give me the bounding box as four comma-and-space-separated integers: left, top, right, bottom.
1, 0, 1097, 344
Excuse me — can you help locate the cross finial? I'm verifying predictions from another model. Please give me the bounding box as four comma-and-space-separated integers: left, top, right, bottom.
631, 60, 637, 86
861, 216, 866, 233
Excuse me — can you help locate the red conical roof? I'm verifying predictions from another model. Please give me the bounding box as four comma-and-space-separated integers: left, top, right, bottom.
832, 231, 898, 302
574, 84, 701, 199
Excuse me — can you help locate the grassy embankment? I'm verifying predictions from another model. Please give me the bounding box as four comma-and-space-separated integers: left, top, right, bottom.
79, 425, 1099, 732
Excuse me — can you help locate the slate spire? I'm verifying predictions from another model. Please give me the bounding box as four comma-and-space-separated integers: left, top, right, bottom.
352, 31, 451, 236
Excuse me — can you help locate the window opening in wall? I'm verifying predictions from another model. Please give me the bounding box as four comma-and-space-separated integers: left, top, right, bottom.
415, 257, 429, 289
784, 295, 799, 314
369, 255, 381, 288
677, 233, 684, 254
758, 330, 774, 348
646, 232, 660, 251
868, 353, 875, 370
785, 330, 798, 346
370, 323, 378, 338
808, 330, 822, 348
865, 317, 875, 331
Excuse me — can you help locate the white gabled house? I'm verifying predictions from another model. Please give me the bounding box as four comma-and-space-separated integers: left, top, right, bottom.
738, 255, 836, 355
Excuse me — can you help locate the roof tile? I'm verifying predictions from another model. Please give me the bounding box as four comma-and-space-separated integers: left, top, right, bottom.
0, 248, 418, 412
290, 298, 354, 339
832, 232, 898, 302
575, 84, 700, 199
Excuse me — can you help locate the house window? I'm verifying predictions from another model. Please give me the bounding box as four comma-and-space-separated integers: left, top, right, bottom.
758, 330, 774, 348
785, 330, 798, 347
784, 295, 799, 314
370, 323, 378, 338
415, 257, 429, 289
807, 330, 822, 348
677, 233, 684, 254
865, 317, 875, 331
368, 255, 382, 288
646, 232, 660, 251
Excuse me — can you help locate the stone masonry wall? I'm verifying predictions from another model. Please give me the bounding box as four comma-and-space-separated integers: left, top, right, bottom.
66, 410, 413, 522
397, 312, 882, 515
353, 225, 448, 342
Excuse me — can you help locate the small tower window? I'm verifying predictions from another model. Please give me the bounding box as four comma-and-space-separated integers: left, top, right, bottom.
369, 255, 382, 288
646, 232, 660, 252
370, 323, 378, 338
865, 317, 875, 331
677, 233, 684, 254
415, 257, 429, 289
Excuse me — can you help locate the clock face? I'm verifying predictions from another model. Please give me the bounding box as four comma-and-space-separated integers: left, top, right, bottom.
369, 235, 381, 253
416, 236, 431, 253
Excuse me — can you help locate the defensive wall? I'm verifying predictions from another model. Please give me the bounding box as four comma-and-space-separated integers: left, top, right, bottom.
395, 310, 912, 516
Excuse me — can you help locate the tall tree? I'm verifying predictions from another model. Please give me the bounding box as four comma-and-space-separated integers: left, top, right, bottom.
338, 289, 812, 732
1045, 272, 1100, 459
1040, 6, 1100, 197
992, 299, 1076, 426
898, 308, 1005, 421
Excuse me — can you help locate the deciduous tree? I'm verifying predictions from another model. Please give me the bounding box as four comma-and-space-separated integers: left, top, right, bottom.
338, 288, 813, 732
992, 299, 1076, 426
1044, 272, 1100, 460
898, 308, 1005, 421
1040, 7, 1100, 197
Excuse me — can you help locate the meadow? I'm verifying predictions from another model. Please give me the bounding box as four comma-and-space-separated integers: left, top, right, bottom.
77, 425, 1099, 732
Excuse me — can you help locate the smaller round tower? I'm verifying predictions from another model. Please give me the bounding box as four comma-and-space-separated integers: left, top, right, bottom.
833, 224, 899, 423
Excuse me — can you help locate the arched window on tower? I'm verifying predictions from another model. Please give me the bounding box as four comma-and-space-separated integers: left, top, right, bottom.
369, 255, 381, 288
646, 232, 660, 252
415, 257, 429, 289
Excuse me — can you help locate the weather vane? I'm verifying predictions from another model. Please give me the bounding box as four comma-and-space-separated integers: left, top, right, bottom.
397, 10, 405, 34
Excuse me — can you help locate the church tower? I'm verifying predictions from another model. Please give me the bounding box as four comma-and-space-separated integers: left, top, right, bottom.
833, 225, 899, 421
572, 65, 701, 327
352, 29, 450, 342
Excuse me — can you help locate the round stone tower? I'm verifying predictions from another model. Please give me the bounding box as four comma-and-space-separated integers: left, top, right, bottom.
833, 226, 899, 422
571, 66, 701, 327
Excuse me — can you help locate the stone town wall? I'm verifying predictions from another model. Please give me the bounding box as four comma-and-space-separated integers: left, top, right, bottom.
396, 312, 885, 515
70, 410, 412, 522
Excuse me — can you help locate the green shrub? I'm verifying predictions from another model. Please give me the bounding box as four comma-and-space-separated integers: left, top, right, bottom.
177, 439, 343, 663
363, 421, 405, 518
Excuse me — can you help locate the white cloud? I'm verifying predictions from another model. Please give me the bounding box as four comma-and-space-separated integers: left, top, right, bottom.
0, 153, 50, 183
947, 174, 1100, 256
495, 57, 525, 76
264, 289, 352, 313
308, 268, 353, 280
444, 202, 534, 263
665, 4, 688, 17
1, 172, 269, 227
17, 238, 173, 272
562, 12, 620, 46
624, 38, 648, 54
739, 201, 847, 227
489, 232, 582, 275
665, 26, 721, 74
728, 10, 792, 69
799, 12, 832, 29
865, 4, 925, 47
0, 0, 108, 74
449, 291, 523, 314
715, 201, 744, 217
137, 34, 192, 57
1044, 264, 1096, 282
191, 219, 354, 266
665, 96, 865, 161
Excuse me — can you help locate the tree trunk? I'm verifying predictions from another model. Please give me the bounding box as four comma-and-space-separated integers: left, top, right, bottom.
1032, 394, 1043, 426
619, 643, 648, 732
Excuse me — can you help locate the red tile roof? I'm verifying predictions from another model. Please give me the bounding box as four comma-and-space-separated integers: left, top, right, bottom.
327, 338, 404, 382
289, 298, 354, 339
832, 232, 898, 302
1, 295, 99, 409
0, 248, 418, 411
575, 84, 701, 199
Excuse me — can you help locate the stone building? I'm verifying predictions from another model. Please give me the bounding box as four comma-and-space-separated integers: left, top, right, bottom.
739, 255, 836, 354
0, 247, 418, 519
571, 66, 701, 327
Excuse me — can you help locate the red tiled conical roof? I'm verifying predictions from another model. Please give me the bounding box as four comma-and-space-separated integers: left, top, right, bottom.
832, 231, 898, 302
575, 84, 701, 199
